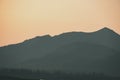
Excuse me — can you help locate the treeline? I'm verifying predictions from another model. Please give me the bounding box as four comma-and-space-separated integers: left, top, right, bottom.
0, 68, 120, 80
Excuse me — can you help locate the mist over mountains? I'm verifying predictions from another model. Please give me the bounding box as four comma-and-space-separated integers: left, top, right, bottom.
0, 27, 120, 76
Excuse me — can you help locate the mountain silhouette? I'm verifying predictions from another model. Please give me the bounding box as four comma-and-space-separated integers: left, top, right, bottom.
20, 42, 120, 76
0, 27, 120, 76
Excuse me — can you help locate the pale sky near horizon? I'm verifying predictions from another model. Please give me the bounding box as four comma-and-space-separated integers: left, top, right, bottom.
0, 0, 120, 46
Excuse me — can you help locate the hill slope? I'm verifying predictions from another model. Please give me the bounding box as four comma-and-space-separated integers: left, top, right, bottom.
21, 42, 120, 76
0, 27, 120, 76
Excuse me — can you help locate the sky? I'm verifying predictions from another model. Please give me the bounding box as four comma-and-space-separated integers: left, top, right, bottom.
0, 0, 120, 46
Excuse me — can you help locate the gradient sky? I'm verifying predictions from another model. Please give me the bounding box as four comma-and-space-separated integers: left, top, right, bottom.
0, 0, 120, 46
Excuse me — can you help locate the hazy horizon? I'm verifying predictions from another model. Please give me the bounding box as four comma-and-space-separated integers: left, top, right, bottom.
0, 0, 120, 46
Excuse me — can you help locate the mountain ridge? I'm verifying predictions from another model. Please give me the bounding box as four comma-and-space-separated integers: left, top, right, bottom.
0, 27, 120, 76
0, 27, 119, 48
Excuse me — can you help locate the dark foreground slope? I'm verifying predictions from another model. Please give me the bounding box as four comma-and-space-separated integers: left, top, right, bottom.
0, 69, 120, 80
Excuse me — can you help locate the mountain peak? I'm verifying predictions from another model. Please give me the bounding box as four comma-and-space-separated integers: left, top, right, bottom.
95, 27, 119, 35
22, 34, 52, 44
100, 27, 113, 31
34, 34, 51, 39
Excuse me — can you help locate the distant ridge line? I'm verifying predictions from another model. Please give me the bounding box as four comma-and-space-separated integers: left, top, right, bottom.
0, 27, 119, 48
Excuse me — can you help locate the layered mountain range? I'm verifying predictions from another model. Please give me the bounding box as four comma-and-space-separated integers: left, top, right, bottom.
0, 27, 120, 76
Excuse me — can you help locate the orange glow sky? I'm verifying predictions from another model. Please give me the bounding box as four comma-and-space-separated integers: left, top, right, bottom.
0, 0, 120, 46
